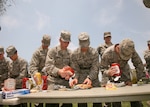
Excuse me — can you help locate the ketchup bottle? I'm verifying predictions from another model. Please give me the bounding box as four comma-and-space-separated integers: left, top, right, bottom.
22, 77, 29, 89
111, 63, 122, 81
111, 63, 121, 76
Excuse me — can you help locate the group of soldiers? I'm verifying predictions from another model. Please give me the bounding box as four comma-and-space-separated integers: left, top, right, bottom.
0, 30, 150, 107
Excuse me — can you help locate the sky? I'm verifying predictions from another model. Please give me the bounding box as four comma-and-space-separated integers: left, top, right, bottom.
0, 0, 150, 68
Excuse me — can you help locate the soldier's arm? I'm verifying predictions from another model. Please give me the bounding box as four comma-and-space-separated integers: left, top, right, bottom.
1, 59, 9, 81
16, 60, 28, 86
97, 44, 106, 57
88, 51, 99, 80
100, 53, 110, 76
29, 50, 40, 75
97, 46, 101, 55
144, 50, 150, 60
132, 51, 145, 80
1, 72, 8, 81
70, 52, 80, 80
45, 48, 60, 77
100, 46, 107, 57
144, 50, 150, 65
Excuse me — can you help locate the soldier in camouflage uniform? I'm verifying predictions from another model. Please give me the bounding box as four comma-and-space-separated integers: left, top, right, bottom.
29, 34, 51, 107
6, 45, 28, 107
45, 30, 73, 107
0, 46, 9, 89
97, 32, 113, 107
144, 40, 150, 107
100, 38, 144, 107
144, 40, 150, 73
97, 32, 113, 58
30, 34, 51, 76
69, 32, 102, 107
0, 46, 9, 107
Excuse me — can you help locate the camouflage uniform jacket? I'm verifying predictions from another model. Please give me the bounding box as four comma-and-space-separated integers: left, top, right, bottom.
97, 42, 113, 58
100, 45, 144, 82
71, 47, 100, 87
30, 46, 49, 75
9, 57, 28, 89
0, 57, 9, 89
144, 49, 150, 72
45, 45, 72, 88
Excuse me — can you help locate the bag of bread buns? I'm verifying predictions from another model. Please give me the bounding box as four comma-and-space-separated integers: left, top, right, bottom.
4, 78, 16, 91
34, 72, 42, 85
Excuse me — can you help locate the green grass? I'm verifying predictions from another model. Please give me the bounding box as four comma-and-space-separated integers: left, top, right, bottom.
2, 101, 149, 107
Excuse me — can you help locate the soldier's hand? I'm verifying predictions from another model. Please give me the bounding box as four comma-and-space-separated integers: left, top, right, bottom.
58, 69, 73, 80
1, 87, 5, 91
125, 81, 132, 86
69, 78, 78, 87
58, 69, 66, 78
83, 78, 92, 85
64, 70, 73, 80
108, 66, 117, 76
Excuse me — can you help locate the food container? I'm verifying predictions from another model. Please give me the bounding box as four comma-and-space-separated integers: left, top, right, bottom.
4, 78, 16, 91
1, 89, 30, 99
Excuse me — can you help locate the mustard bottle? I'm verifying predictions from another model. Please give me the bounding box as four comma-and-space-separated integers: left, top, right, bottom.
34, 72, 42, 85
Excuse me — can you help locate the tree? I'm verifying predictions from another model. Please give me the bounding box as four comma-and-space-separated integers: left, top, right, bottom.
0, 0, 14, 15
0, 0, 14, 31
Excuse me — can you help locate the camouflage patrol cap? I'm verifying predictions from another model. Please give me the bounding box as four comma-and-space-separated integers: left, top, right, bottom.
119, 39, 135, 60
147, 40, 150, 45
78, 32, 90, 48
42, 34, 51, 46
143, 0, 150, 8
60, 30, 71, 42
6, 45, 17, 57
0, 46, 4, 54
104, 32, 111, 38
